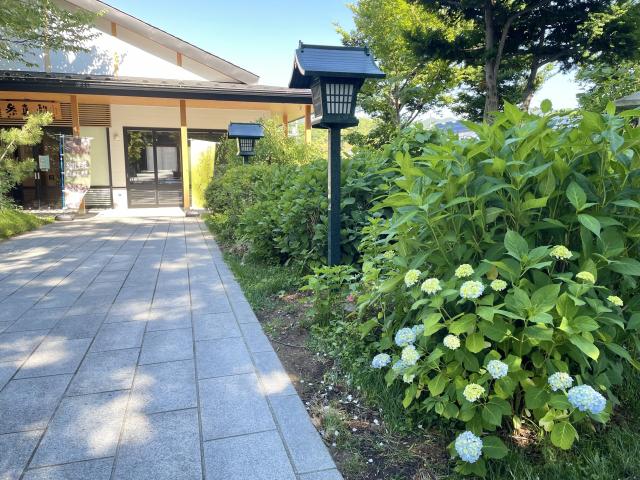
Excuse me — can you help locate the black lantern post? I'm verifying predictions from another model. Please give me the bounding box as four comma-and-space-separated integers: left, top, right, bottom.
227, 122, 264, 164
289, 42, 385, 265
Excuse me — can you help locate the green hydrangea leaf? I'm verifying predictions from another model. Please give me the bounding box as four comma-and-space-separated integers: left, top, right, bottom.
428, 373, 449, 396
466, 333, 486, 353
569, 335, 600, 360
482, 436, 509, 459
525, 386, 550, 409
550, 421, 577, 450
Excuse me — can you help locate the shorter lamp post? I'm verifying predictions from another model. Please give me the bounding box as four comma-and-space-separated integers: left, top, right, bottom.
289, 42, 384, 265
227, 122, 264, 164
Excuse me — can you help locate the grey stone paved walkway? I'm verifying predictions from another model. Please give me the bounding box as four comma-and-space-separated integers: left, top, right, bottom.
0, 216, 342, 480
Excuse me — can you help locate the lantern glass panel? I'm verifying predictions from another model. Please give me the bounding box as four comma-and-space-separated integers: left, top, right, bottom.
237, 138, 256, 156
326, 83, 355, 115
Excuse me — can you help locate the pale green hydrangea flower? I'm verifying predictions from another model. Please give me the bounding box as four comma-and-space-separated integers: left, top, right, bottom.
404, 269, 421, 287
490, 279, 508, 292
463, 383, 485, 402
460, 280, 484, 300
576, 271, 595, 283
548, 372, 573, 391
455, 264, 474, 278
550, 245, 572, 260
402, 373, 415, 383
443, 334, 461, 350
383, 250, 395, 259
607, 295, 624, 307
420, 277, 442, 295
401, 345, 420, 366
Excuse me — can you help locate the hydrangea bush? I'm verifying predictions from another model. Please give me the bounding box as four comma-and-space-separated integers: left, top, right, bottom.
353, 104, 640, 476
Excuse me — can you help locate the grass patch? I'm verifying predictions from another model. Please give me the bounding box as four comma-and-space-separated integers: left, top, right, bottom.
0, 209, 52, 239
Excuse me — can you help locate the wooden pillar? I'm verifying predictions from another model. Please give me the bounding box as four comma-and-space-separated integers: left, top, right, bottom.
176, 52, 183, 66
304, 105, 312, 144
180, 100, 191, 210
70, 95, 80, 137
282, 113, 288, 137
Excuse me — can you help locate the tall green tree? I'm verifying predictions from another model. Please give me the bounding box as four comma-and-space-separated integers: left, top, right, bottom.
0, 113, 52, 206
0, 0, 97, 66
337, 0, 465, 145
577, 61, 640, 112
409, 0, 640, 120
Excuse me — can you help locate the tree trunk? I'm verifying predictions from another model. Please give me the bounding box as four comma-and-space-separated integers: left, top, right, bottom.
483, 0, 499, 122
521, 62, 539, 111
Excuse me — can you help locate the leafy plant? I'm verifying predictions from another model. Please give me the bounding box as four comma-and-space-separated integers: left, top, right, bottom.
354, 103, 640, 475
302, 265, 358, 325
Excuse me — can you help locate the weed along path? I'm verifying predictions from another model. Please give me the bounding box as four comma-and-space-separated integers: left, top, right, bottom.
0, 216, 341, 480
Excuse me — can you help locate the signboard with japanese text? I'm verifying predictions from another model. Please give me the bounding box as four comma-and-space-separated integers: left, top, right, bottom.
62, 136, 92, 210
0, 101, 62, 120
38, 155, 50, 171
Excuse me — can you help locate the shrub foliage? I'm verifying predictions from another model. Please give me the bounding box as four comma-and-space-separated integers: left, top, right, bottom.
342, 104, 640, 475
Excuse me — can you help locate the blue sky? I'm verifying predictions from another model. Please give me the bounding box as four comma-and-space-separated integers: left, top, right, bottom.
107, 0, 580, 112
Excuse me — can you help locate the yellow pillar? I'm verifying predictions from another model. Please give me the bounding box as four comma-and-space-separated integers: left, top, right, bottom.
180, 100, 190, 210
304, 105, 312, 144
282, 113, 288, 137
70, 95, 80, 137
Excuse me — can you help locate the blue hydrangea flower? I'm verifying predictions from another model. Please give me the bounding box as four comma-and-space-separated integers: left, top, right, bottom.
486, 359, 508, 379
395, 327, 416, 347
567, 385, 607, 414
371, 353, 391, 369
391, 359, 408, 373
454, 431, 483, 463
548, 372, 573, 391
412, 324, 425, 337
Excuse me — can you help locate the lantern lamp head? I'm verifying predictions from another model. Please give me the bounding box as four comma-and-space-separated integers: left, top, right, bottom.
227, 122, 264, 158
289, 42, 385, 129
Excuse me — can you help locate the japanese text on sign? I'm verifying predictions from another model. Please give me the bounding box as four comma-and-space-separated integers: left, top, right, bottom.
0, 101, 62, 120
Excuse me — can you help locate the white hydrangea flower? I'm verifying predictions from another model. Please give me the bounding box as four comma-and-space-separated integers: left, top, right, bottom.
576, 271, 595, 283
463, 383, 485, 402
550, 245, 572, 260
402, 373, 415, 383
455, 264, 474, 278
460, 280, 484, 300
486, 359, 508, 379
420, 277, 442, 295
383, 250, 395, 259
548, 372, 573, 391
443, 334, 461, 350
404, 269, 421, 287
607, 295, 624, 307
490, 279, 508, 292
401, 345, 420, 366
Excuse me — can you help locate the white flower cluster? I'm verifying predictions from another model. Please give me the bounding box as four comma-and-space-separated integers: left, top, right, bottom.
401, 345, 420, 366
490, 279, 508, 292
455, 264, 474, 278
575, 271, 595, 283
460, 280, 484, 300
486, 360, 508, 379
463, 383, 485, 402
454, 431, 483, 463
420, 277, 442, 295
547, 372, 573, 391
443, 334, 461, 350
607, 295, 624, 307
550, 245, 572, 260
404, 269, 421, 287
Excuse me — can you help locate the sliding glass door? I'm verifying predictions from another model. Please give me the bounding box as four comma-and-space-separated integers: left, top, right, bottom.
125, 128, 182, 207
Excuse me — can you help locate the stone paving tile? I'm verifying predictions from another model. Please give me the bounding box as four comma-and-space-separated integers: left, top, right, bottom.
0, 430, 42, 480
270, 394, 336, 474
239, 322, 274, 353
113, 409, 202, 480
203, 430, 296, 480
91, 321, 146, 352
22, 458, 114, 480
108, 299, 152, 316
131, 359, 197, 413
0, 361, 19, 390
252, 350, 297, 398
199, 373, 274, 440
192, 312, 240, 341
195, 337, 253, 379
4, 307, 68, 333
146, 308, 192, 332
0, 375, 72, 434
299, 470, 345, 480
0, 330, 47, 363
67, 348, 139, 396
16, 338, 92, 379
30, 390, 130, 467
230, 300, 260, 324
139, 328, 193, 365
49, 313, 105, 340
